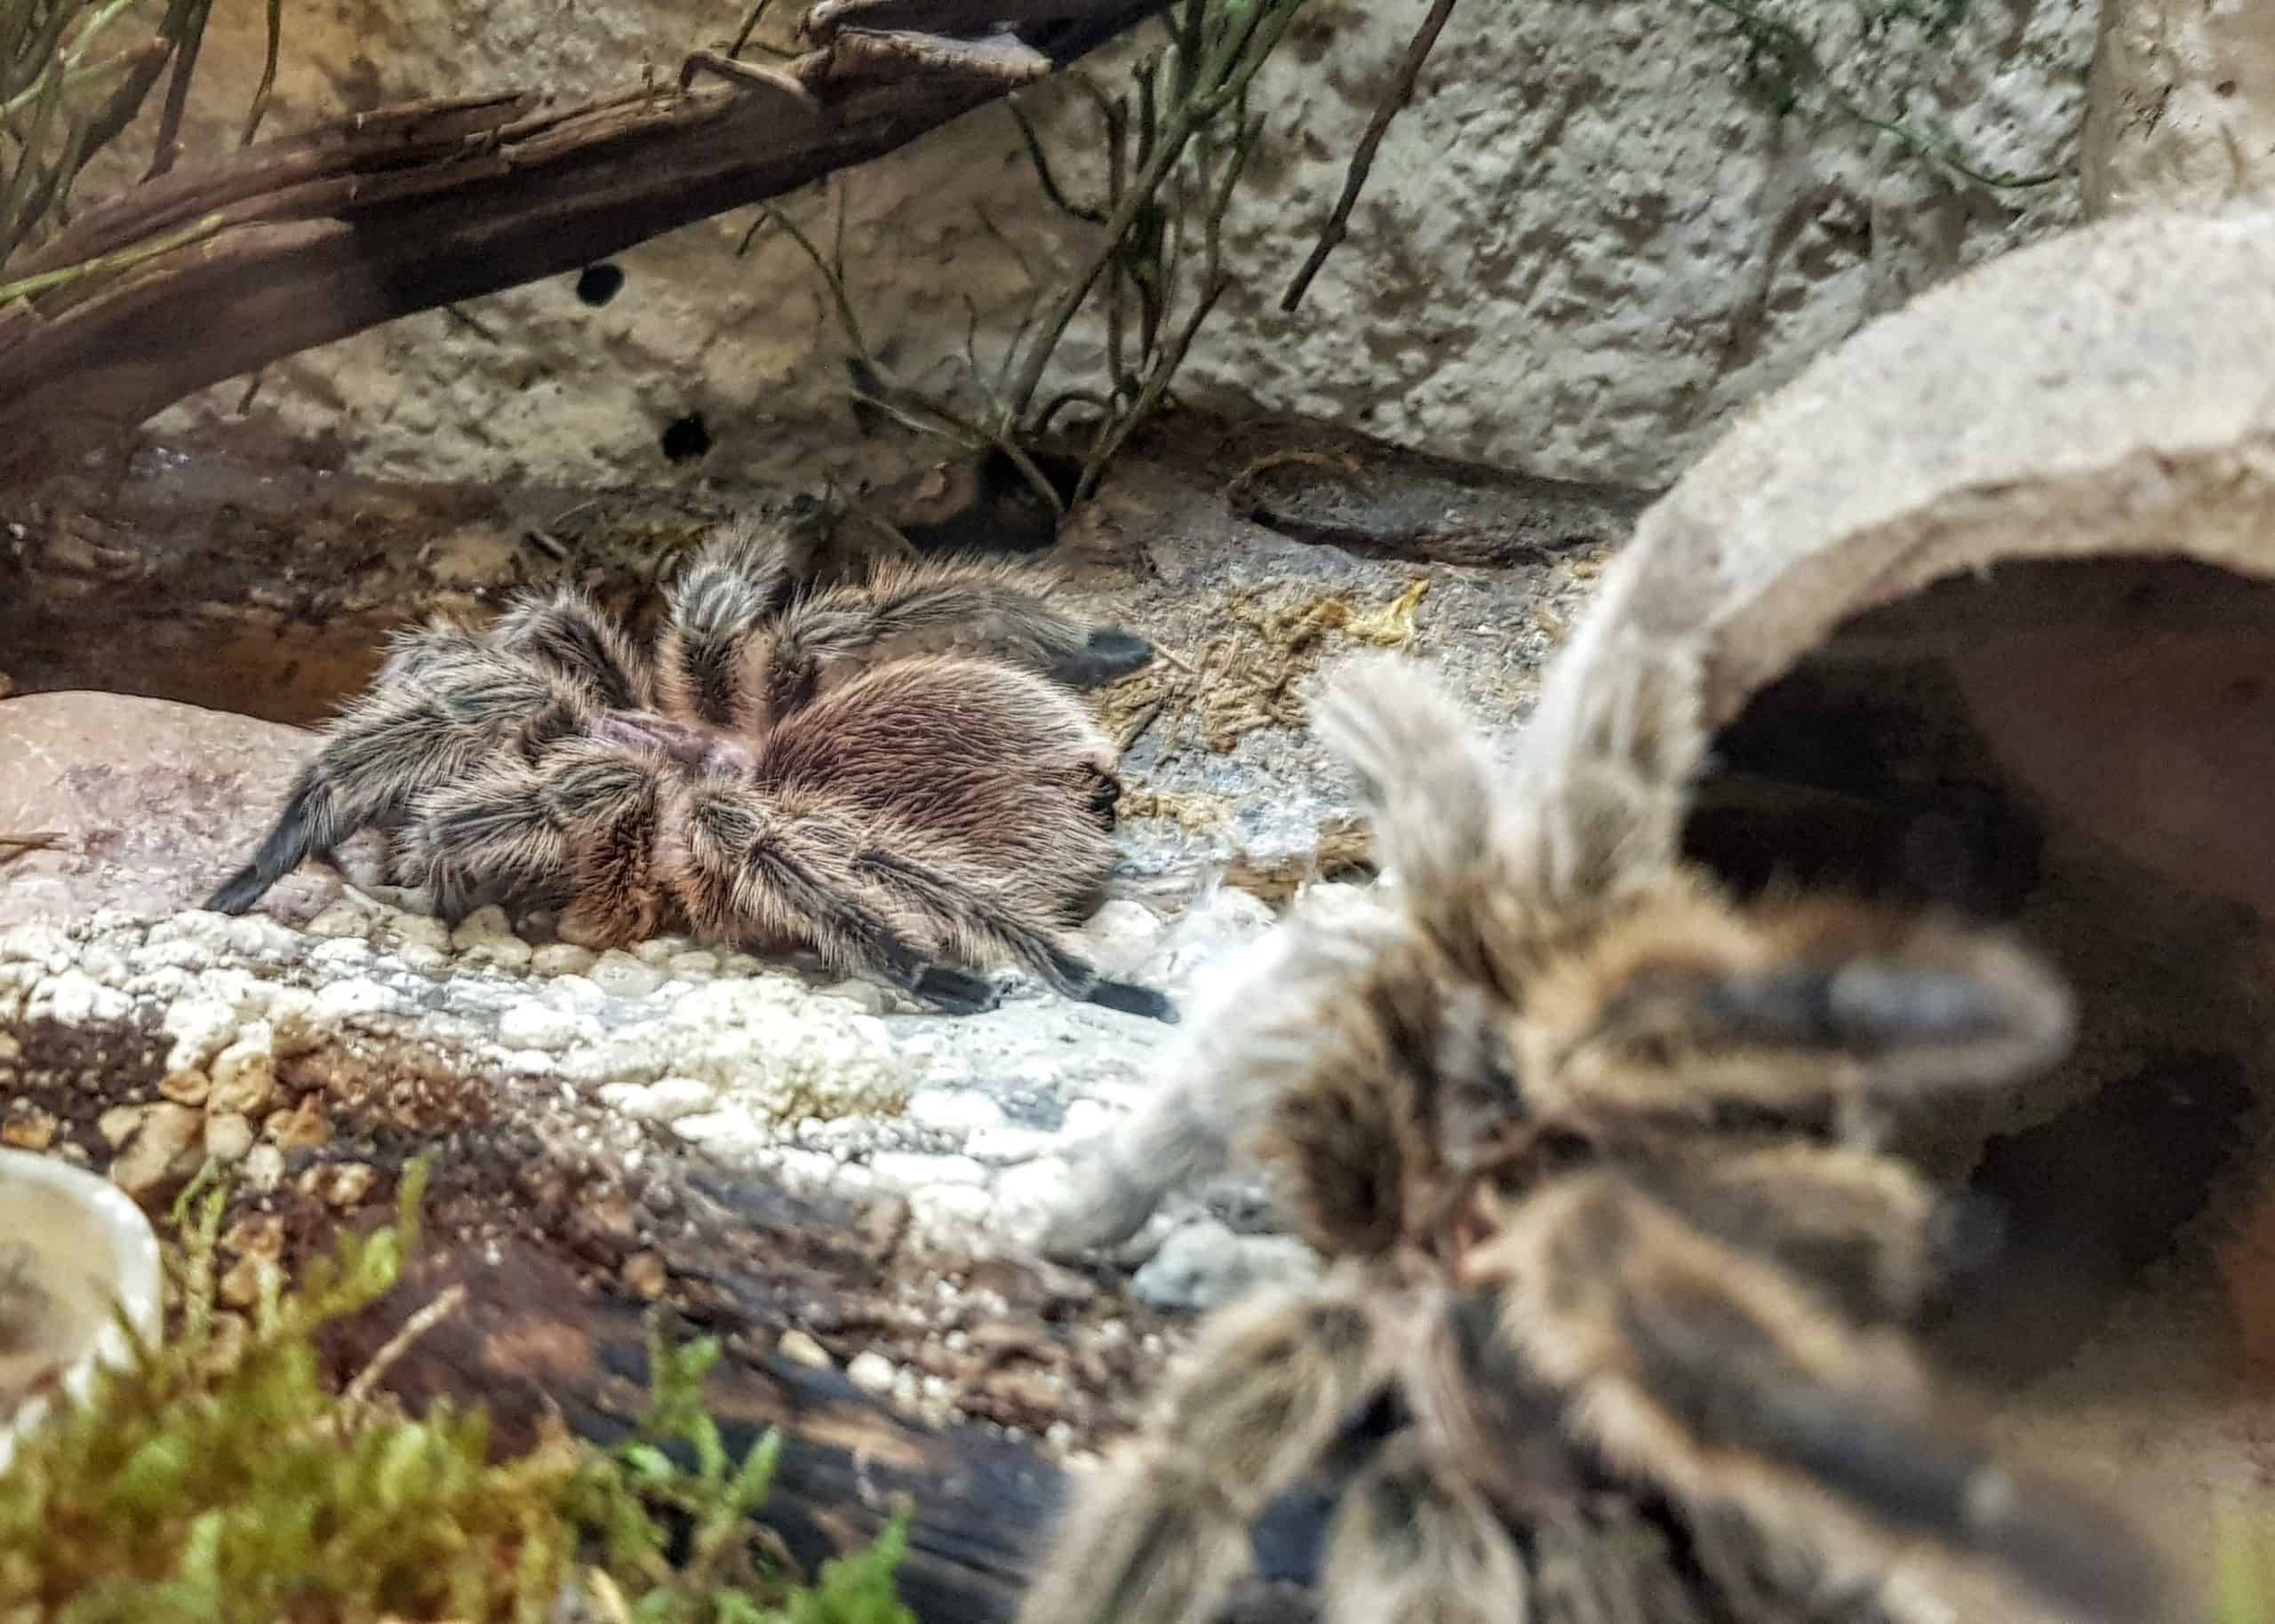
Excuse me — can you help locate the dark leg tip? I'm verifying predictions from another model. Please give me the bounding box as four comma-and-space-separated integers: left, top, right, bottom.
913, 966, 1002, 1016
202, 869, 265, 916
1048, 627, 1155, 690
1089, 979, 1178, 1023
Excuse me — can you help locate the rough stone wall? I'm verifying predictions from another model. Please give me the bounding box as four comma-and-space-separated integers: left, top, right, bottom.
2082, 0, 2275, 217
121, 0, 2094, 489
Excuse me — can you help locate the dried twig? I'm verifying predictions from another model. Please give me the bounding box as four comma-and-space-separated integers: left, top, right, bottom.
1281, 0, 1456, 312
239, 0, 283, 146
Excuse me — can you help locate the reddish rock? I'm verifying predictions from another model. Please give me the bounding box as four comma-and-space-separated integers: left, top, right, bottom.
0, 690, 337, 927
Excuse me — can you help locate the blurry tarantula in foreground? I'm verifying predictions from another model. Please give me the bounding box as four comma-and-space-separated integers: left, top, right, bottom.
205, 523, 1175, 1020
1026, 653, 2175, 1624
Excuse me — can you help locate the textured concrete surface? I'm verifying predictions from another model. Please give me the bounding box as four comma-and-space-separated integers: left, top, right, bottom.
82, 0, 2095, 489
2083, 0, 2275, 217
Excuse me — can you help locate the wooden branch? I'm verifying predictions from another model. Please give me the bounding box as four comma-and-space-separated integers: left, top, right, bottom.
0, 0, 1169, 488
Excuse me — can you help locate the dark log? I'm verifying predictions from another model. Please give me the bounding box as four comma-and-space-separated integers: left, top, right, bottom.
0, 0, 1171, 489
326, 1243, 1066, 1624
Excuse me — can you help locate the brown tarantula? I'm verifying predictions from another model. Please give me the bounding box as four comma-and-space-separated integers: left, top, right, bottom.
1024, 655, 2173, 1624
204, 525, 1174, 1020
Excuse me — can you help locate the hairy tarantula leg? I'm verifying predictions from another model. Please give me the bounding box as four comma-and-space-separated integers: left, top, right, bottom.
1034, 899, 1421, 1262
1525, 889, 2077, 1122
1045, 626, 1156, 691
1320, 1434, 1531, 1624
762, 556, 1151, 717
1469, 1172, 2174, 1623
204, 774, 348, 914
851, 847, 1178, 1023
1017, 1280, 1390, 1624
488, 585, 653, 711
205, 660, 582, 915
1311, 654, 1527, 992
655, 521, 796, 728
1617, 1140, 1959, 1327
674, 785, 1003, 1015
394, 761, 571, 924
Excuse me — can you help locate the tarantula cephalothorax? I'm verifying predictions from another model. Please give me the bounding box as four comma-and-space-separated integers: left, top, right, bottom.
204, 527, 1175, 1021
1023, 655, 2174, 1624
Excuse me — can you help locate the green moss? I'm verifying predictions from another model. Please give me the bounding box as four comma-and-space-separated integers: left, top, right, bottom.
0, 1159, 918, 1624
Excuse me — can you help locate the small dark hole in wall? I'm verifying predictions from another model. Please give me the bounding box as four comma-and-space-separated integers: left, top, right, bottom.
576, 263, 626, 306
660, 413, 712, 463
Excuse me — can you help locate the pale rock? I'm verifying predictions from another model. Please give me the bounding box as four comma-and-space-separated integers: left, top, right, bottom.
305, 901, 378, 940
203, 1112, 256, 1162
241, 1142, 286, 1191
962, 1126, 1057, 1164
207, 1024, 277, 1117
132, 939, 212, 973
1075, 899, 1165, 975
158, 1069, 211, 1107
313, 978, 401, 1020
531, 943, 597, 977
1059, 1099, 1118, 1142
458, 936, 534, 972
588, 951, 667, 1000
671, 1111, 770, 1158
144, 912, 235, 955
96, 1104, 148, 1148
110, 1102, 205, 1195
307, 936, 374, 968
816, 978, 885, 1015
448, 905, 515, 950
224, 915, 302, 960
906, 1182, 996, 1241
262, 986, 325, 1055
160, 995, 240, 1074
496, 1003, 593, 1053
555, 1039, 668, 1088
394, 943, 450, 975
376, 912, 453, 955
844, 1351, 897, 1396
776, 1329, 832, 1369
905, 1090, 1008, 1136
596, 1076, 717, 1123
633, 936, 698, 967
74, 943, 132, 985
1130, 1221, 1321, 1315
28, 969, 130, 1026
866, 1152, 989, 1192
666, 950, 719, 980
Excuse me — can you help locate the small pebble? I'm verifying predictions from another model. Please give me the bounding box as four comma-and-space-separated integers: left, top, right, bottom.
845, 1351, 897, 1395
777, 1329, 833, 1369
531, 943, 597, 977
817, 977, 886, 1015
449, 905, 515, 950
376, 913, 452, 955
459, 937, 533, 972
588, 951, 667, 1000
0, 1110, 57, 1151
305, 902, 378, 940
496, 1003, 588, 1052
203, 1112, 256, 1162
906, 1091, 1008, 1135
